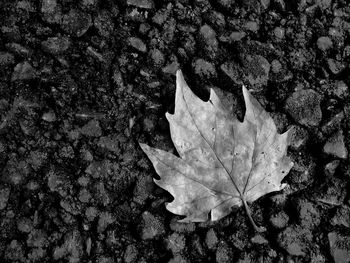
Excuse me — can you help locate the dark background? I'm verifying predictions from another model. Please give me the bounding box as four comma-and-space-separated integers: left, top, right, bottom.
0, 0, 349, 262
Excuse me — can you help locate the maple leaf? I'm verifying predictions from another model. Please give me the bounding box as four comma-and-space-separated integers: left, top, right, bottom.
140, 70, 294, 231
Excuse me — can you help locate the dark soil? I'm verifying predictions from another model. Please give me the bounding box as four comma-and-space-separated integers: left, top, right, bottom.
1, 0, 350, 262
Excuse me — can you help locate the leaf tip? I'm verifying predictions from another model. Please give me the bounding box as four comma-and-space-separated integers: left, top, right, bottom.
280, 183, 288, 190
165, 112, 172, 120
139, 142, 150, 153
152, 177, 160, 185
242, 85, 253, 111
285, 126, 295, 145
242, 85, 250, 98
176, 69, 185, 85
176, 69, 183, 78
289, 161, 294, 169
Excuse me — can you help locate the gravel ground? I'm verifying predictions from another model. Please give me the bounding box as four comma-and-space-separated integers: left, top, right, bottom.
0, 0, 350, 262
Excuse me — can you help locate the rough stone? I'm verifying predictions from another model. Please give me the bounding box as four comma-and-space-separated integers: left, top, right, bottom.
3, 158, 31, 186
274, 27, 285, 39
93, 182, 111, 206
166, 233, 186, 254
169, 218, 196, 233
204, 10, 225, 31
0, 187, 10, 210
319, 0, 332, 9
289, 125, 309, 150
60, 199, 81, 216
85, 161, 108, 179
128, 37, 147, 53
328, 232, 350, 263
317, 175, 347, 206
0, 52, 15, 66
17, 217, 33, 233
80, 0, 99, 11
98, 136, 120, 154
96, 256, 114, 263
215, 0, 234, 9
245, 21, 259, 32
221, 54, 270, 87
216, 241, 233, 263
53, 230, 83, 263
5, 240, 25, 262
97, 212, 115, 233
47, 170, 70, 197
41, 0, 62, 24
296, 199, 320, 228
140, 211, 165, 240
124, 244, 138, 263
149, 49, 165, 69
277, 224, 312, 257
333, 81, 349, 100
261, 0, 270, 9
133, 172, 154, 205
139, 23, 151, 35
199, 24, 218, 59
11, 61, 36, 81
42, 111, 56, 122
78, 188, 91, 203
193, 58, 217, 79
168, 255, 189, 263
27, 247, 47, 262
317, 36, 333, 51
7, 43, 32, 57
152, 8, 170, 25
27, 151, 47, 171
191, 234, 205, 258
323, 130, 348, 159
27, 229, 48, 248
288, 154, 316, 191
41, 36, 71, 54
77, 176, 89, 188
205, 229, 218, 250
80, 120, 102, 137
285, 89, 322, 127
321, 112, 344, 136
271, 112, 289, 133
94, 10, 114, 38
324, 160, 340, 177
269, 211, 289, 229
251, 234, 268, 245
229, 31, 246, 42
60, 9, 92, 37
162, 60, 179, 75
127, 0, 155, 9
327, 59, 346, 75
271, 59, 282, 73
220, 62, 242, 85
331, 206, 350, 228
242, 54, 270, 87
16, 0, 35, 12
85, 206, 98, 221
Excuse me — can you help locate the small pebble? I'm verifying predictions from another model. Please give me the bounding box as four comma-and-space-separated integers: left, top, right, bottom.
42, 112, 56, 122
128, 37, 147, 53
317, 36, 333, 51
274, 27, 285, 39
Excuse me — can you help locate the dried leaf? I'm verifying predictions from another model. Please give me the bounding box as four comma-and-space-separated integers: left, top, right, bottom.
140, 70, 293, 230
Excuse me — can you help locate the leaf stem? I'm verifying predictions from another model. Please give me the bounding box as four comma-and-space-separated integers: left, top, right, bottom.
242, 198, 266, 233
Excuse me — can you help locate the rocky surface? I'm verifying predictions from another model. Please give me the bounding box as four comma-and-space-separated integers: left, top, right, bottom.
0, 0, 350, 262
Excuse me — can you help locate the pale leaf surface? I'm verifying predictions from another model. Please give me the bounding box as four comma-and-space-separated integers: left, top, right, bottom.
140, 70, 293, 223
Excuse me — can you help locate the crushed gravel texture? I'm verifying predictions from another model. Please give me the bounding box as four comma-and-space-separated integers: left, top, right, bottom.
0, 0, 350, 262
